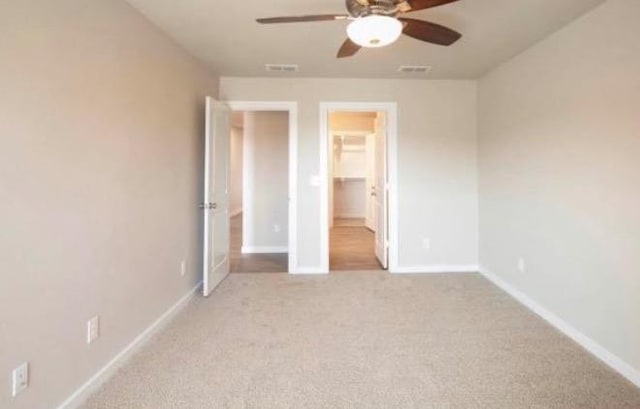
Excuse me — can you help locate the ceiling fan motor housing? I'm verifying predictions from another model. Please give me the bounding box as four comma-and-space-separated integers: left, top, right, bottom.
347, 0, 399, 18
256, 0, 463, 58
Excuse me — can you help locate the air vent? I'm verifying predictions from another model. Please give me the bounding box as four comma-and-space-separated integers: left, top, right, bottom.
398, 65, 432, 74
265, 64, 299, 73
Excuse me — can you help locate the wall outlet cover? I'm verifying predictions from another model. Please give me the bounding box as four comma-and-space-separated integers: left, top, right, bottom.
518, 258, 526, 273
181, 260, 187, 277
87, 316, 100, 344
12, 362, 29, 397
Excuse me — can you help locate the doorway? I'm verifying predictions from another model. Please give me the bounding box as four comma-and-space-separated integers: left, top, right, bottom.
321, 103, 398, 273
330, 117, 380, 270
227, 104, 297, 273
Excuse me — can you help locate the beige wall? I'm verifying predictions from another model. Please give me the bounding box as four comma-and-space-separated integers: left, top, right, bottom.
230, 127, 244, 215
478, 0, 640, 378
333, 180, 367, 219
0, 1, 218, 408
243, 112, 289, 251
329, 112, 376, 133
220, 78, 478, 270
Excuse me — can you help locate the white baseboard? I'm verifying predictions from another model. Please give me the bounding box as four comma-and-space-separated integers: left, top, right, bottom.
56, 282, 202, 409
241, 246, 288, 254
230, 208, 242, 217
479, 267, 640, 388
391, 265, 479, 274
291, 266, 328, 275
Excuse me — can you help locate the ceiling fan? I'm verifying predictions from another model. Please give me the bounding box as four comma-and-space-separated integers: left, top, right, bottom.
256, 0, 462, 58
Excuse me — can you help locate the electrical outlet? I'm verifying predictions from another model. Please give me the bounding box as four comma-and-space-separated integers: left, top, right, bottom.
273, 224, 281, 233
180, 260, 187, 277
518, 258, 526, 273
87, 316, 100, 344
12, 362, 28, 397
422, 238, 431, 250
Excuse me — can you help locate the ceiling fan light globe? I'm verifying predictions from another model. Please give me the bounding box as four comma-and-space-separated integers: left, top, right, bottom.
347, 15, 403, 48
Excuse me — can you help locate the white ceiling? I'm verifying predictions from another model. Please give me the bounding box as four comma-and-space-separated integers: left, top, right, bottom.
125, 0, 605, 79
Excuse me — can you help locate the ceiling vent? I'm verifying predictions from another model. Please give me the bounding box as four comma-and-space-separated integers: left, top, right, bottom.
265, 64, 299, 73
398, 65, 432, 74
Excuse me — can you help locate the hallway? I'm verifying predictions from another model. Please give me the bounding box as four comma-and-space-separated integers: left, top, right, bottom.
230, 214, 288, 273
330, 219, 382, 271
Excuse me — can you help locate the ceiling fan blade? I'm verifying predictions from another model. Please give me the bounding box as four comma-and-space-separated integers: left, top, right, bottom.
398, 18, 462, 46
403, 0, 460, 13
337, 38, 361, 58
256, 15, 349, 24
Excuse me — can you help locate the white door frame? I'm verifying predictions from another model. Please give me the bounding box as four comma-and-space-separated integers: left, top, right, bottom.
319, 102, 399, 273
226, 101, 298, 274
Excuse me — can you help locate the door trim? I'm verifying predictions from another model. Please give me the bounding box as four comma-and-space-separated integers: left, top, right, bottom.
319, 102, 399, 273
226, 101, 298, 274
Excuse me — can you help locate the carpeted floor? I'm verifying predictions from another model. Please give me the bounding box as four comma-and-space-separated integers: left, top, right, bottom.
81, 272, 640, 409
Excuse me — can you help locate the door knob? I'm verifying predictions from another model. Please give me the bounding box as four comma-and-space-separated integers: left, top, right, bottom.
199, 203, 218, 210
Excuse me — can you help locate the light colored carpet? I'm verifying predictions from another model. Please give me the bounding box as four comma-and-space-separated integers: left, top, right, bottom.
81, 272, 640, 409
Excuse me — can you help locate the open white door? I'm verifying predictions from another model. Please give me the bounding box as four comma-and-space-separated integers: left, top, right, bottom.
365, 133, 376, 231
374, 113, 388, 269
202, 97, 231, 296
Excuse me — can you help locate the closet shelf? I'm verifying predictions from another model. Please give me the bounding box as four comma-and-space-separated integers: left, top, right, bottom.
333, 176, 366, 181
